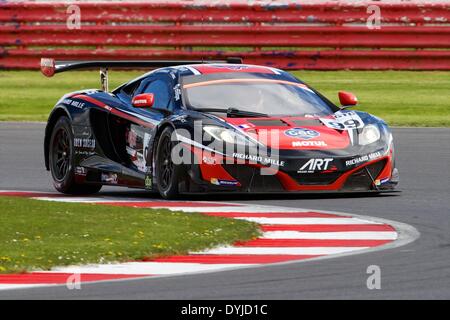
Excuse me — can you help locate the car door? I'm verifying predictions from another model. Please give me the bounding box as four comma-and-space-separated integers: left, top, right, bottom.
125, 73, 175, 180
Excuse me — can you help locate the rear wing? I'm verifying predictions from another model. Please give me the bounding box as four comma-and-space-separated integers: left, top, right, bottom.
40, 57, 243, 91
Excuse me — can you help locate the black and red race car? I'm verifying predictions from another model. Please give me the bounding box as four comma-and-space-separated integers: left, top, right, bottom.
41, 58, 398, 199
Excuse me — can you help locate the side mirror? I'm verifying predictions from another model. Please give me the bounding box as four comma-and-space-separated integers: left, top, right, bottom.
132, 93, 154, 108
338, 91, 358, 107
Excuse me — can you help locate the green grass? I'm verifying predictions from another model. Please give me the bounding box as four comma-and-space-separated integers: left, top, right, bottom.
0, 196, 260, 273
0, 70, 449, 126
293, 71, 450, 127
0, 70, 141, 122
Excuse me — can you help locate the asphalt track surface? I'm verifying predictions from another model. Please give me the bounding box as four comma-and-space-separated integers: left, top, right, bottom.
0, 122, 449, 299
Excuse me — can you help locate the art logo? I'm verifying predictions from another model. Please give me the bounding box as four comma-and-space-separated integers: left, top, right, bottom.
298, 158, 333, 173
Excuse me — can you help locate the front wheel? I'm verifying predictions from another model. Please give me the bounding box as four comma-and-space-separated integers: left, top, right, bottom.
49, 116, 102, 195
155, 127, 183, 199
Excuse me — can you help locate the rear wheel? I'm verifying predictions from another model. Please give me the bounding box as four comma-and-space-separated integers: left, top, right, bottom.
49, 116, 102, 195
155, 127, 183, 199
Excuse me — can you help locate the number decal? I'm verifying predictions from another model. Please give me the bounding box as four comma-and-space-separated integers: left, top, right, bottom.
326, 121, 345, 130
319, 111, 364, 130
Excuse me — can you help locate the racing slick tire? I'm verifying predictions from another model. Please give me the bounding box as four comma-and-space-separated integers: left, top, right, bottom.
49, 116, 102, 195
155, 126, 184, 199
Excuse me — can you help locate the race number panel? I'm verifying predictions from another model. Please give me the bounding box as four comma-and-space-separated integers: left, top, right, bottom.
320, 111, 364, 130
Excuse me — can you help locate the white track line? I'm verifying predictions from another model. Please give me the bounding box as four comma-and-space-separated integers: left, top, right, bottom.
48, 262, 252, 275
35, 198, 314, 213
262, 231, 398, 240
161, 206, 307, 213
236, 217, 381, 225
196, 246, 369, 255
0, 284, 50, 290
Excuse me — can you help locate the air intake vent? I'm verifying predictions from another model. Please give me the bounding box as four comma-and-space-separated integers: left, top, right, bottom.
343, 159, 387, 191
248, 119, 289, 127
291, 119, 323, 126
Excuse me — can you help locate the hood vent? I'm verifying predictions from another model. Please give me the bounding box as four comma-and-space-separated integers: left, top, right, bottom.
248, 119, 289, 127
291, 119, 323, 126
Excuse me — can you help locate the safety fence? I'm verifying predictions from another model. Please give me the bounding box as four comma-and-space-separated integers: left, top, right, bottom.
1, 1, 450, 70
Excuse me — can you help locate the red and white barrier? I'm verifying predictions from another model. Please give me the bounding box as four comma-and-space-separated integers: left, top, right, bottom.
1, 1, 450, 70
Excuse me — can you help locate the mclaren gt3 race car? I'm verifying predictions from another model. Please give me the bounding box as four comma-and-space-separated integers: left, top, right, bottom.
41, 58, 399, 199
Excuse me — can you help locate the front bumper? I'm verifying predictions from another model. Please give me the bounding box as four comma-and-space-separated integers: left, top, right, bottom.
185, 146, 398, 193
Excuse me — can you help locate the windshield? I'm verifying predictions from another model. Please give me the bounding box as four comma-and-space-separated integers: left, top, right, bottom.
183, 78, 335, 117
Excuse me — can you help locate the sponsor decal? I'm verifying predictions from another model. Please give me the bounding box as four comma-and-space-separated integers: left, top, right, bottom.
375, 177, 390, 186
210, 178, 239, 186
84, 90, 99, 95
381, 177, 390, 183
232, 153, 285, 167
41, 58, 54, 68
238, 124, 252, 130
320, 110, 364, 131
172, 114, 187, 123
127, 129, 137, 147
75, 150, 95, 156
298, 158, 334, 173
284, 128, 319, 140
74, 138, 96, 149
133, 98, 148, 105
126, 147, 146, 172
210, 65, 250, 71
143, 132, 152, 168
145, 175, 152, 189
125, 127, 151, 173
79, 129, 91, 137
174, 84, 181, 101
345, 151, 382, 166
292, 141, 327, 147
202, 156, 217, 165
74, 166, 87, 176
74, 126, 91, 137
135, 152, 146, 172
101, 173, 118, 184
63, 98, 85, 109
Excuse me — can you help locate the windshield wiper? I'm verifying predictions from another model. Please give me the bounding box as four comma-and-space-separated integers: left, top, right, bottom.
193, 107, 268, 118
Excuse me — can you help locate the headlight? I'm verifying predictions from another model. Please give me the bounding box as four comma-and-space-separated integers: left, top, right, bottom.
359, 125, 381, 145
203, 126, 255, 146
